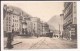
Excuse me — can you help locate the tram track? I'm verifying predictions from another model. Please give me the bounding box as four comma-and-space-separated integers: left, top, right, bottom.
29, 38, 45, 49
29, 37, 52, 49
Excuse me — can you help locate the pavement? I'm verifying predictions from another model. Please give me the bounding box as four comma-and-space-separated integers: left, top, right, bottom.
4, 36, 77, 49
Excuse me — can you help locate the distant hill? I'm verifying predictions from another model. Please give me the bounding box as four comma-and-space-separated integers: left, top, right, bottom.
47, 15, 62, 31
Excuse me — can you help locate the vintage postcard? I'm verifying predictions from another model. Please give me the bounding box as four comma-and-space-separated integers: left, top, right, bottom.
1, 1, 77, 50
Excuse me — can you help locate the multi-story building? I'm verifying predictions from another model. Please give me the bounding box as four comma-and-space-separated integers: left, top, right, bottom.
19, 11, 31, 36
63, 2, 77, 40
26, 18, 33, 36
42, 22, 50, 36
3, 5, 46, 37
3, 5, 21, 36
3, 5, 31, 36
31, 17, 41, 37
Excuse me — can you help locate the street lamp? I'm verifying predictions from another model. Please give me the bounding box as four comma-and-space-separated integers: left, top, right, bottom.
6, 25, 14, 49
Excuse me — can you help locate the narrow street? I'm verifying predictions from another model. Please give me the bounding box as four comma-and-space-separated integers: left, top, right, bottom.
4, 36, 77, 49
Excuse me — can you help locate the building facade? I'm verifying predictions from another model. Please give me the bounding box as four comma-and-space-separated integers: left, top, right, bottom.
63, 2, 77, 40
19, 11, 31, 36
42, 22, 50, 36
3, 5, 31, 36
26, 18, 33, 36
30, 17, 41, 37
3, 5, 21, 36
3, 5, 49, 37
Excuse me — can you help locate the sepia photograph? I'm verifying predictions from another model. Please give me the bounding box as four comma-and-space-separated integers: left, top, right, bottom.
1, 1, 77, 50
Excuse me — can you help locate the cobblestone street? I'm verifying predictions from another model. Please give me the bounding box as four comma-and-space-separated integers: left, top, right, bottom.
4, 36, 77, 49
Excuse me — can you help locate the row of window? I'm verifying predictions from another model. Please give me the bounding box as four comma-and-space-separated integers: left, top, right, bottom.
64, 2, 71, 10
6, 15, 19, 22
13, 19, 18, 22
6, 23, 18, 27
64, 14, 72, 24
13, 23, 18, 27
13, 28, 19, 31
64, 19, 72, 28
6, 24, 10, 26
6, 27, 11, 31
64, 4, 73, 19
6, 27, 19, 32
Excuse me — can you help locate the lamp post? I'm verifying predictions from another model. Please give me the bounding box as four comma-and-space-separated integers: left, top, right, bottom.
12, 25, 14, 41
6, 25, 14, 49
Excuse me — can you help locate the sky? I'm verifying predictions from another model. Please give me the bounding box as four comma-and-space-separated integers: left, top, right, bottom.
2, 1, 64, 22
